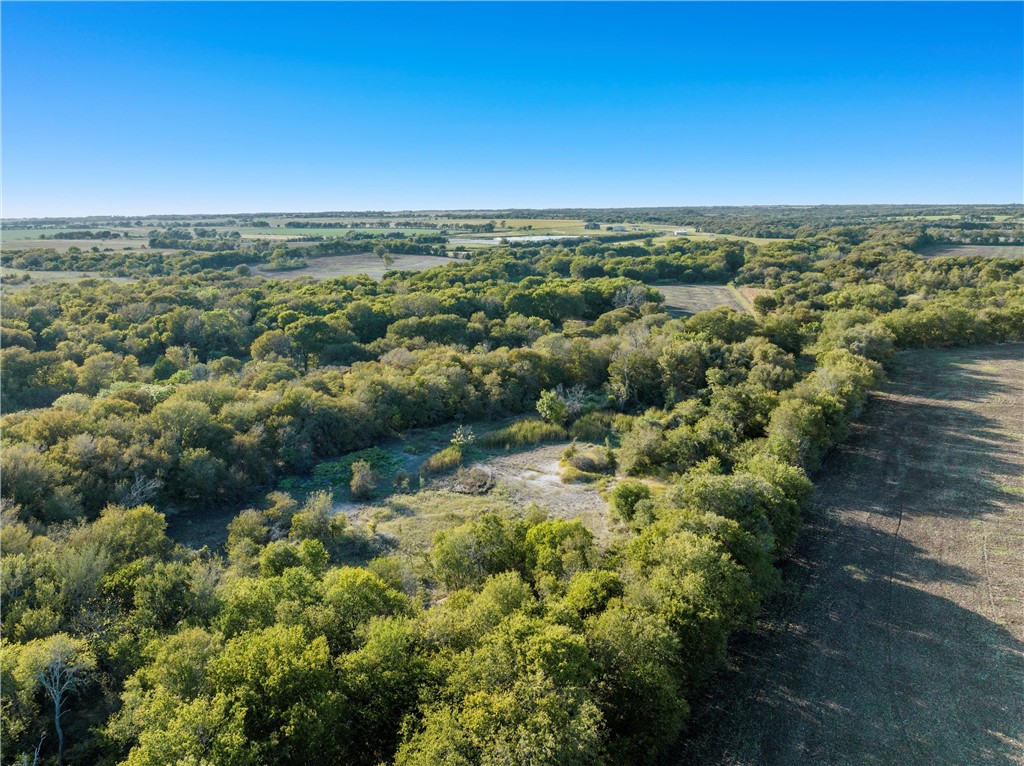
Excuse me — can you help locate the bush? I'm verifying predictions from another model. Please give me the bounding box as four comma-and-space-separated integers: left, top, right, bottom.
350, 460, 379, 499
479, 418, 567, 449
617, 419, 666, 475
569, 411, 615, 442
609, 480, 651, 522
421, 445, 463, 476
451, 466, 494, 494
563, 447, 614, 475
536, 389, 569, 424
561, 466, 603, 484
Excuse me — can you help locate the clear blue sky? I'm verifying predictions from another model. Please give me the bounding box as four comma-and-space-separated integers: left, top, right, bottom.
2, 2, 1021, 217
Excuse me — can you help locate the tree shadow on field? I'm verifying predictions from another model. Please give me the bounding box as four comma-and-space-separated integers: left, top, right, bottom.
673, 569, 1024, 766
885, 344, 1023, 404
671, 516, 1024, 766
668, 344, 1024, 766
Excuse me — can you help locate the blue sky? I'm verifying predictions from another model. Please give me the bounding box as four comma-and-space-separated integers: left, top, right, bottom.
2, 2, 1021, 217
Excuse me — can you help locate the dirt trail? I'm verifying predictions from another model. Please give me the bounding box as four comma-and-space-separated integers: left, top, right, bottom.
672, 345, 1024, 766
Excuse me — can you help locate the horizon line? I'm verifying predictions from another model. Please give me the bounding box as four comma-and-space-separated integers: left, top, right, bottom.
5, 201, 1024, 222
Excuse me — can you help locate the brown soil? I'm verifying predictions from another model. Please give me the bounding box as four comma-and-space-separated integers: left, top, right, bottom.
671, 344, 1024, 766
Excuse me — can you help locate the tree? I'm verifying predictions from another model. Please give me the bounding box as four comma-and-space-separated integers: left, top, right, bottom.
15, 634, 96, 765
375, 245, 396, 269
612, 284, 649, 311
536, 389, 569, 425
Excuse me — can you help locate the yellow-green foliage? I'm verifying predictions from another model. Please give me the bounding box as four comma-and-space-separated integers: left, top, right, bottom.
568, 411, 615, 442
479, 418, 567, 449
560, 466, 603, 484
421, 445, 463, 475
559, 443, 614, 484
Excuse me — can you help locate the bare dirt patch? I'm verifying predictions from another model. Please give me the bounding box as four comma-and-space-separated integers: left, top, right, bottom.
671, 344, 1024, 766
481, 443, 612, 541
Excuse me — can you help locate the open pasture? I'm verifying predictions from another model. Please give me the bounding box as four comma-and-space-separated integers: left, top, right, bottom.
236, 226, 441, 239
654, 283, 753, 316
1, 229, 149, 253
254, 252, 457, 281
918, 244, 1024, 259
0, 268, 134, 293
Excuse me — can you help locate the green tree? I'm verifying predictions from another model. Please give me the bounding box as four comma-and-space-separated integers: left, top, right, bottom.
608, 480, 651, 522
536, 389, 569, 425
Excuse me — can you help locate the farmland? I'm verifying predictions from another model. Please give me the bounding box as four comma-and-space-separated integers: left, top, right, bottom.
0, 214, 782, 257
918, 244, 1024, 259
673, 344, 1024, 766
654, 283, 755, 316
254, 252, 458, 281
0, 268, 134, 293
1, 234, 154, 253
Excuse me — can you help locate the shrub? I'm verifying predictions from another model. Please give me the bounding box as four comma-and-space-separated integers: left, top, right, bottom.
451, 466, 494, 494
609, 480, 651, 522
450, 424, 476, 446
569, 411, 615, 442
536, 389, 569, 424
479, 418, 567, 449
611, 413, 636, 433
561, 466, 603, 484
421, 445, 463, 476
618, 419, 667, 475
564, 448, 614, 475
350, 460, 379, 499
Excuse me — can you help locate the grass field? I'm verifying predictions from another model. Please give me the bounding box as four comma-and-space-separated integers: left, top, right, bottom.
1, 218, 789, 254
0, 269, 134, 293
1, 235, 151, 252
254, 252, 456, 281
674, 344, 1024, 766
654, 283, 754, 316
236, 226, 441, 239
919, 244, 1024, 259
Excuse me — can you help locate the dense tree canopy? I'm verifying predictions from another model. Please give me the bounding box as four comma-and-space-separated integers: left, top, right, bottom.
2, 211, 1022, 765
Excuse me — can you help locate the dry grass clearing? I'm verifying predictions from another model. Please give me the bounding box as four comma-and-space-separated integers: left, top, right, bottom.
353, 442, 612, 554
0, 269, 134, 293
655, 284, 753, 316
919, 244, 1024, 259
254, 252, 458, 281
673, 344, 1024, 766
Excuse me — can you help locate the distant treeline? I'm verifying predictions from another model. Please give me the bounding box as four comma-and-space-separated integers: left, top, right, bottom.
40, 230, 122, 240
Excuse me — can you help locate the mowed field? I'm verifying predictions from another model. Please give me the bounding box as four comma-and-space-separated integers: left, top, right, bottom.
655, 283, 755, 316
254, 252, 457, 281
919, 244, 1024, 259
672, 345, 1024, 766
